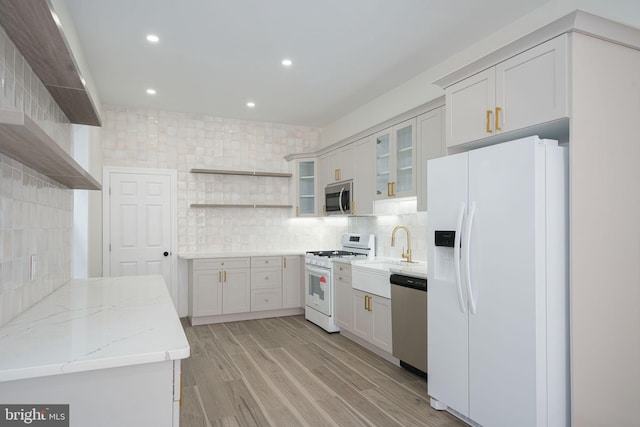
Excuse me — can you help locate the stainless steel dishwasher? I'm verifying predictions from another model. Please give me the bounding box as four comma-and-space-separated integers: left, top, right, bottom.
390, 273, 427, 378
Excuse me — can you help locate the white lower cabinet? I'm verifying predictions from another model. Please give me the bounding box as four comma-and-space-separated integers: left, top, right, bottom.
351, 289, 393, 354
282, 255, 303, 308
189, 255, 303, 323
334, 262, 353, 329
251, 256, 283, 312
0, 360, 182, 427
189, 257, 251, 317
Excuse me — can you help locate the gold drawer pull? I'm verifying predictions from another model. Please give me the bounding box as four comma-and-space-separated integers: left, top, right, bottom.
495, 107, 502, 131
486, 110, 493, 133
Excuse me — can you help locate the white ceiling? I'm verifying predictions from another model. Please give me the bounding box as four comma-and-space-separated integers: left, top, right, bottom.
64, 0, 551, 127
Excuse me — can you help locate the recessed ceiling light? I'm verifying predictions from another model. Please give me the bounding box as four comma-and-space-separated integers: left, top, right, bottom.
146, 88, 156, 95
146, 34, 159, 43
281, 59, 293, 67
247, 102, 256, 108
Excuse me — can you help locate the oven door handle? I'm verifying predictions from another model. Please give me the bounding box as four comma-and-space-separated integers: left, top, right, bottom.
305, 265, 331, 277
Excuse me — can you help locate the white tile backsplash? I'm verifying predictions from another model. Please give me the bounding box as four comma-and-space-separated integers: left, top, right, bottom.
0, 25, 75, 327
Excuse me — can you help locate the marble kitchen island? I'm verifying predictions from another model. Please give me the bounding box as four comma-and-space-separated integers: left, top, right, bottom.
0, 275, 190, 427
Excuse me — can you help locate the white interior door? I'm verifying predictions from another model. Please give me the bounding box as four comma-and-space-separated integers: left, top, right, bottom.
104, 169, 176, 299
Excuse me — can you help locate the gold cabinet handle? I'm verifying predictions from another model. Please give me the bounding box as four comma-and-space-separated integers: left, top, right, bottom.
284, 257, 287, 268
495, 107, 502, 131
224, 271, 227, 282
296, 206, 299, 217
221, 261, 224, 266
219, 271, 222, 282
392, 182, 396, 197
364, 295, 368, 310
368, 296, 373, 312
335, 169, 340, 181
387, 182, 393, 197
486, 110, 493, 133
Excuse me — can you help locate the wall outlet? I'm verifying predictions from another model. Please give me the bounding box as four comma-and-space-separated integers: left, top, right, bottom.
30, 254, 37, 281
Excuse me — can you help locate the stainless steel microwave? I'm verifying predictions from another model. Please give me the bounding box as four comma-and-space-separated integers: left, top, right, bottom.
325, 180, 352, 215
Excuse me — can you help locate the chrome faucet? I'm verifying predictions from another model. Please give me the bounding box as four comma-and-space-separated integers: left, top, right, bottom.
391, 225, 413, 263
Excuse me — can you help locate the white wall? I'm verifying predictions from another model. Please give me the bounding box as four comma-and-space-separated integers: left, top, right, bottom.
321, 0, 640, 147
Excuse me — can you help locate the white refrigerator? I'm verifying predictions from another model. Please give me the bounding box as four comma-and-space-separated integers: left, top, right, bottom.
426, 136, 570, 427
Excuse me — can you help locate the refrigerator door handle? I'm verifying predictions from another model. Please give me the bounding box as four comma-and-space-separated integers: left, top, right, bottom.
464, 202, 478, 314
454, 202, 466, 313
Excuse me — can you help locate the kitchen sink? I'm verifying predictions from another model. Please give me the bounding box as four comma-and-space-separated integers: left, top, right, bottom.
352, 260, 428, 297
352, 263, 393, 298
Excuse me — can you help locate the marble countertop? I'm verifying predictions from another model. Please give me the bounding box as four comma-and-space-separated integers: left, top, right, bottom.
179, 250, 305, 259
0, 275, 190, 383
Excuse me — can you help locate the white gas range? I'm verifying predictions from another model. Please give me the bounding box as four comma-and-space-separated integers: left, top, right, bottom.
304, 233, 375, 332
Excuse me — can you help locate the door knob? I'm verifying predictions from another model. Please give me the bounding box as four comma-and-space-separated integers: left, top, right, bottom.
163, 251, 169, 257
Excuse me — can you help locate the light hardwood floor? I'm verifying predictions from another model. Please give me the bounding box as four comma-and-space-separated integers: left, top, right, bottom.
180, 315, 465, 427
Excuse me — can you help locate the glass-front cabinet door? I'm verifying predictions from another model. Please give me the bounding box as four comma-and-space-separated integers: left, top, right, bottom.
375, 118, 416, 200
375, 131, 391, 198
297, 160, 316, 216
394, 119, 416, 196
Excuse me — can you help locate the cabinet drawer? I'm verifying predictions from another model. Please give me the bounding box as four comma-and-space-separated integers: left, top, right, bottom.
193, 257, 250, 270
334, 262, 352, 276
251, 289, 282, 311
251, 267, 282, 289
251, 256, 282, 267
335, 274, 352, 286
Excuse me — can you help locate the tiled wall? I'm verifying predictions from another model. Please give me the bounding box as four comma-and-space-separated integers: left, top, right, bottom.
101, 105, 343, 252
0, 28, 74, 326
349, 212, 428, 262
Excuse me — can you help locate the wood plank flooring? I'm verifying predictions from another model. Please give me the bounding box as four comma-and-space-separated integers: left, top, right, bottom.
180, 315, 465, 427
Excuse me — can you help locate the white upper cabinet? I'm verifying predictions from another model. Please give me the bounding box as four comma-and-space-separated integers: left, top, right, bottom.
353, 136, 376, 215
445, 35, 568, 148
417, 106, 445, 212
295, 159, 317, 217
375, 118, 417, 200
325, 144, 355, 184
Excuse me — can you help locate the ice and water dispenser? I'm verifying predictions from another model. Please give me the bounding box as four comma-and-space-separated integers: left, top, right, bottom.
433, 230, 456, 281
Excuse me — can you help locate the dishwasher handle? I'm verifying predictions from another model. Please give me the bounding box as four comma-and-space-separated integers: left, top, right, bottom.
390, 274, 426, 292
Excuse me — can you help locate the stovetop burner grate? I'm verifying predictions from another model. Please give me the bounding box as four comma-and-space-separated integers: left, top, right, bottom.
306, 250, 367, 258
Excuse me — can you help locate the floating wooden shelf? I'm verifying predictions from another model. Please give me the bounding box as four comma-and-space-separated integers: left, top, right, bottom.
191, 204, 292, 209
0, 110, 101, 190
0, 0, 102, 126
190, 168, 292, 178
